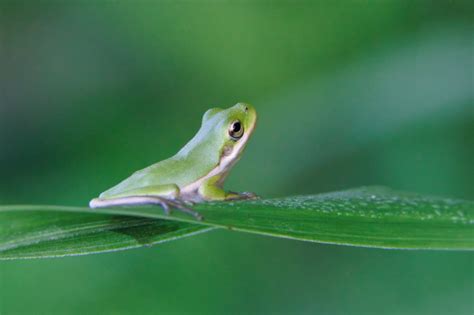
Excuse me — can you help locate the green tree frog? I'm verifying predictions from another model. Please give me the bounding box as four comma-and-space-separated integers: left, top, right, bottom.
90, 102, 258, 220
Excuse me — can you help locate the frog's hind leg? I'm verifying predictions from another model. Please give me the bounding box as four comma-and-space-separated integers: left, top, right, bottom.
90, 195, 202, 220
89, 184, 203, 220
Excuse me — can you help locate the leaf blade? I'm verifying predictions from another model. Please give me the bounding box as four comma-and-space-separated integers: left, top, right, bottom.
0, 210, 214, 260
192, 187, 474, 250
1, 187, 473, 260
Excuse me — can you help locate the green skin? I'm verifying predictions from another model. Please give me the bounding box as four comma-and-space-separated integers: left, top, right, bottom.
89, 103, 258, 219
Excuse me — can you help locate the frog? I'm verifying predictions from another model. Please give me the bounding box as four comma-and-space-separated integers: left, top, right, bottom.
89, 102, 258, 220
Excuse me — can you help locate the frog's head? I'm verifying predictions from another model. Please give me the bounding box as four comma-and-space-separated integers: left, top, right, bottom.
201, 102, 257, 168
177, 102, 257, 173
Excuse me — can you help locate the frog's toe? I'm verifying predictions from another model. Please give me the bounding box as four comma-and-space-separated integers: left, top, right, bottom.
166, 198, 203, 220
224, 191, 259, 201
240, 192, 259, 200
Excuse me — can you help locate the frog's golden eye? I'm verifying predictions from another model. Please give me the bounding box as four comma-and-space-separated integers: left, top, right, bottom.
229, 120, 244, 140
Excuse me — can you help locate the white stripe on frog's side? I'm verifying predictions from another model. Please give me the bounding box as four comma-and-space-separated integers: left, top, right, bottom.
179, 121, 255, 202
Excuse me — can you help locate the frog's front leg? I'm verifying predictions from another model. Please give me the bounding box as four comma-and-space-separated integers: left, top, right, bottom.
89, 184, 203, 220
198, 175, 259, 201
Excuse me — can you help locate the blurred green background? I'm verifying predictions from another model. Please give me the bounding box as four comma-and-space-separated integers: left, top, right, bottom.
1, 1, 473, 314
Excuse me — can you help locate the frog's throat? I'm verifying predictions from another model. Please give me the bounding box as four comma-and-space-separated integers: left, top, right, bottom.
180, 120, 255, 200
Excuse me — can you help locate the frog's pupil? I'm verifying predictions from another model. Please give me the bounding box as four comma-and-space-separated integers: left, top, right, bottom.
233, 122, 241, 132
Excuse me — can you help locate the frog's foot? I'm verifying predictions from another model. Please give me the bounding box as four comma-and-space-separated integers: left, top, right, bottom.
89, 196, 203, 220
165, 198, 203, 220
226, 191, 260, 201
178, 199, 196, 207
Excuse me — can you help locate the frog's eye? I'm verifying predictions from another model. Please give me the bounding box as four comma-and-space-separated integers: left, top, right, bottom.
229, 120, 244, 140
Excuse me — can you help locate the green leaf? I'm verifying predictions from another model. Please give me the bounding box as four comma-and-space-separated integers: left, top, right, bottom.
1, 187, 473, 260
192, 187, 473, 250
0, 209, 213, 260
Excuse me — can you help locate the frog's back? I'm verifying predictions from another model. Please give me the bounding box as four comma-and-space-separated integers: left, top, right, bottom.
100, 105, 229, 199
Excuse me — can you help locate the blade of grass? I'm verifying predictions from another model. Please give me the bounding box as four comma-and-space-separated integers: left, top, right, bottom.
1, 187, 472, 260
0, 210, 213, 260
